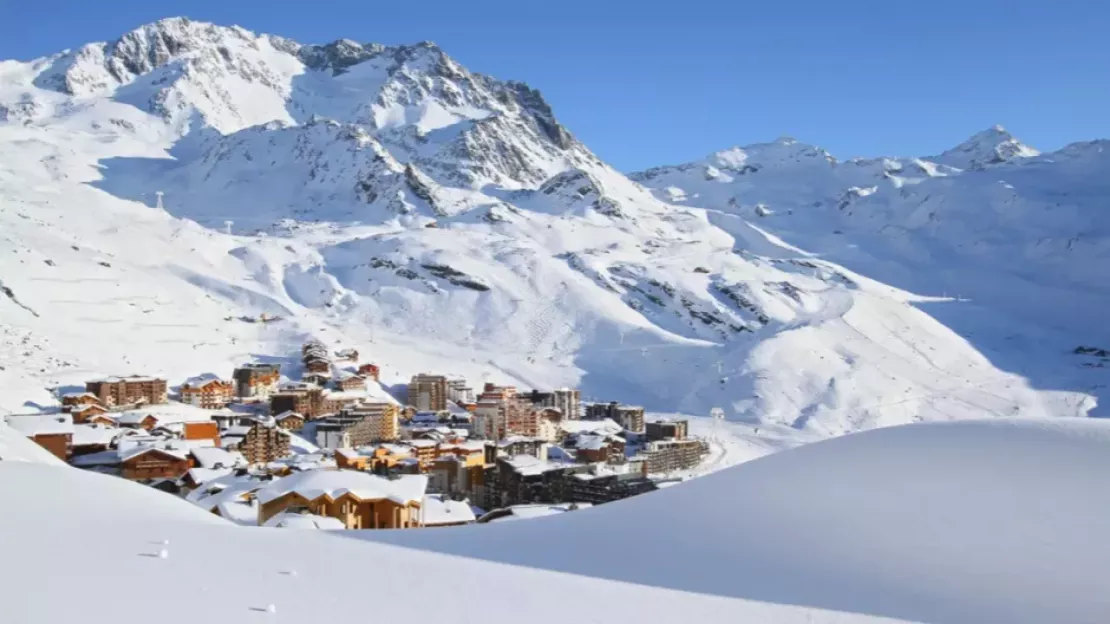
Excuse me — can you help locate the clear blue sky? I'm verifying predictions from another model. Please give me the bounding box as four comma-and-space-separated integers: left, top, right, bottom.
1, 0, 1106, 171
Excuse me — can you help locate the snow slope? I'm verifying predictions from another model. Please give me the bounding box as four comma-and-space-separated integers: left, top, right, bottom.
363, 418, 1110, 623
4, 418, 1110, 623
0, 17, 1104, 444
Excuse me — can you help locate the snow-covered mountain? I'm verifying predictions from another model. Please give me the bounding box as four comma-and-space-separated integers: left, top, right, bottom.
1, 17, 1105, 445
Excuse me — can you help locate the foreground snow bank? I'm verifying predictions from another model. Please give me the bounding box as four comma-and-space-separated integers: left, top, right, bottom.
2, 418, 1107, 623
362, 418, 1110, 624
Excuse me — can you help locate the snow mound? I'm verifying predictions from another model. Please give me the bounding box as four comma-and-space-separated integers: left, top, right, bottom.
362, 418, 1110, 624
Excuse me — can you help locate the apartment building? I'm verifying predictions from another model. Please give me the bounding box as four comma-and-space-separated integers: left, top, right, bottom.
232, 364, 281, 399
315, 403, 400, 449
646, 419, 688, 442
85, 376, 168, 407
179, 378, 234, 409
446, 378, 474, 405
640, 438, 707, 474
238, 422, 291, 464
474, 398, 538, 441
408, 374, 449, 411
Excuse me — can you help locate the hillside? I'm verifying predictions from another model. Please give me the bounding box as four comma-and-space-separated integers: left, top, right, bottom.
0, 16, 1104, 443
4, 418, 1110, 623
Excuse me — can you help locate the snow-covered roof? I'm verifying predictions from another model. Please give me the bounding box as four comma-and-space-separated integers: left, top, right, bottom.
69, 449, 121, 467
273, 410, 304, 421
484, 503, 592, 523
421, 496, 477, 526
503, 454, 564, 476
88, 375, 163, 383
4, 413, 74, 436
441, 440, 486, 453
408, 439, 438, 448
263, 512, 345, 530
190, 447, 246, 469
257, 470, 427, 505
560, 418, 623, 436
119, 442, 190, 462
115, 402, 214, 425
186, 466, 232, 484
216, 499, 260, 526
71, 424, 120, 447
61, 392, 98, 400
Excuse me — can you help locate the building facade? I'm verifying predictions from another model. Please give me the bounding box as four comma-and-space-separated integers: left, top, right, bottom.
646, 419, 688, 442
408, 374, 448, 411
86, 376, 168, 407
640, 439, 707, 474
238, 423, 291, 464
315, 403, 400, 449
179, 379, 234, 409
232, 364, 280, 399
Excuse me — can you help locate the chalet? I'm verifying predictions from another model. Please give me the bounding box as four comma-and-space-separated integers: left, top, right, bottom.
420, 495, 477, 527
273, 411, 306, 431
304, 357, 331, 374
117, 412, 159, 431
336, 445, 415, 473
336, 374, 366, 392
256, 470, 428, 529
61, 392, 103, 411
179, 377, 234, 409
70, 403, 110, 424
356, 363, 380, 382
86, 376, 168, 407
335, 348, 359, 361
4, 413, 74, 461
119, 445, 192, 481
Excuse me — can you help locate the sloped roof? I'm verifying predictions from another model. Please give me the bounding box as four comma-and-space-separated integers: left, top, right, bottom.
4, 413, 74, 437
190, 447, 246, 470
263, 512, 345, 530
256, 470, 427, 506
421, 496, 477, 526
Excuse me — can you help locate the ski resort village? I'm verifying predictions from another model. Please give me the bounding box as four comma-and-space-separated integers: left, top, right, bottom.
2, 13, 1110, 624
3, 340, 712, 528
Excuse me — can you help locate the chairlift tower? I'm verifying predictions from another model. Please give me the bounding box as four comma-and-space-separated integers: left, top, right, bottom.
224, 220, 234, 235
154, 191, 164, 210
710, 406, 725, 441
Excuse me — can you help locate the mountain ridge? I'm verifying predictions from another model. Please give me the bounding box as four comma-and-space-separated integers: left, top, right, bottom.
1, 18, 1105, 448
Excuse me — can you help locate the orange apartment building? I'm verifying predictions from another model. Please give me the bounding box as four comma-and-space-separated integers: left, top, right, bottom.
86, 376, 168, 407
179, 378, 234, 409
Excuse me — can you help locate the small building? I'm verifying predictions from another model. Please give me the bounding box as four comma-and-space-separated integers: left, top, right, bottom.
70, 424, 120, 457
60, 392, 103, 410
304, 358, 331, 374
574, 433, 626, 465
70, 403, 110, 424
336, 374, 366, 392
420, 495, 477, 527
335, 348, 359, 361
119, 445, 192, 481
357, 363, 381, 382
256, 470, 428, 529
183, 421, 221, 446
4, 413, 75, 461
273, 411, 306, 431
302, 372, 332, 387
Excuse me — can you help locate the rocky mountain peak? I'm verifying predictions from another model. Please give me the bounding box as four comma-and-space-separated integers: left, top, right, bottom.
931, 125, 1039, 169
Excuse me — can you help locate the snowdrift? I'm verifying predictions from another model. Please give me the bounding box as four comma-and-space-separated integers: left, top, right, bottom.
3, 419, 1109, 623
361, 418, 1110, 624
